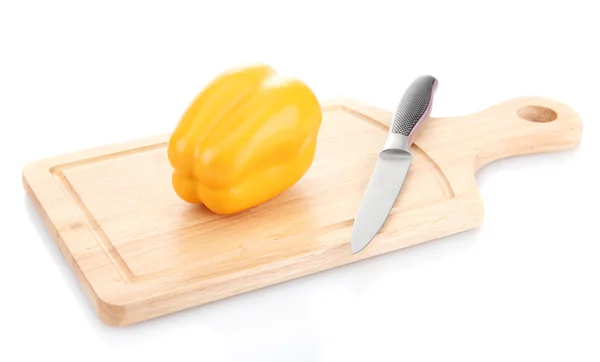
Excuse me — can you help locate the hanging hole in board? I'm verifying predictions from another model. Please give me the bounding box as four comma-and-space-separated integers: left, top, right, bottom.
517, 106, 558, 123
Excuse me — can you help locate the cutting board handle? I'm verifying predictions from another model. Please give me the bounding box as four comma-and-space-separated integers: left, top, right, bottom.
412, 97, 582, 172
466, 97, 583, 171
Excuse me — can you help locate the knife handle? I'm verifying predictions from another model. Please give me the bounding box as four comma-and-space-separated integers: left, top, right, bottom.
383, 75, 438, 152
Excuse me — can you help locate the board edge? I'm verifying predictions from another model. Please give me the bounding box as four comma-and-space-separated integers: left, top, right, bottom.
22, 158, 130, 327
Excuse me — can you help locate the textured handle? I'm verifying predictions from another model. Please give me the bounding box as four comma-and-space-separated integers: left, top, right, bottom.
391, 75, 438, 138
381, 75, 438, 153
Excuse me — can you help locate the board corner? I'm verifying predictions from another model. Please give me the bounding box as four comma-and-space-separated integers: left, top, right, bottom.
94, 289, 135, 327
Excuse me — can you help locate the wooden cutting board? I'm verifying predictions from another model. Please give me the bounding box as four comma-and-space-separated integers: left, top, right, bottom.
23, 96, 582, 326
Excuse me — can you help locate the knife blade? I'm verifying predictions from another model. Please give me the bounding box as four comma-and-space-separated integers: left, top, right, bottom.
350, 75, 439, 254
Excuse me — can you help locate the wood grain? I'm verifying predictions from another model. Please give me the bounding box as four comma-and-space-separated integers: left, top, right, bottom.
22, 97, 582, 326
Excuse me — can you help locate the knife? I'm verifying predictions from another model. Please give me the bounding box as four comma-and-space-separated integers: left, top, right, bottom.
350, 74, 439, 254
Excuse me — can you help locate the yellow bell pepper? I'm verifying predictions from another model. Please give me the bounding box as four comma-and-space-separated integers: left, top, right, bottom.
167, 64, 323, 214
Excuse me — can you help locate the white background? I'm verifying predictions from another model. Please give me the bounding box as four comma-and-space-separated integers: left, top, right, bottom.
2, 1, 599, 361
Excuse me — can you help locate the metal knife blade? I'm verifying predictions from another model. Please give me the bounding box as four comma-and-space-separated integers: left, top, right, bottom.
350, 75, 439, 254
